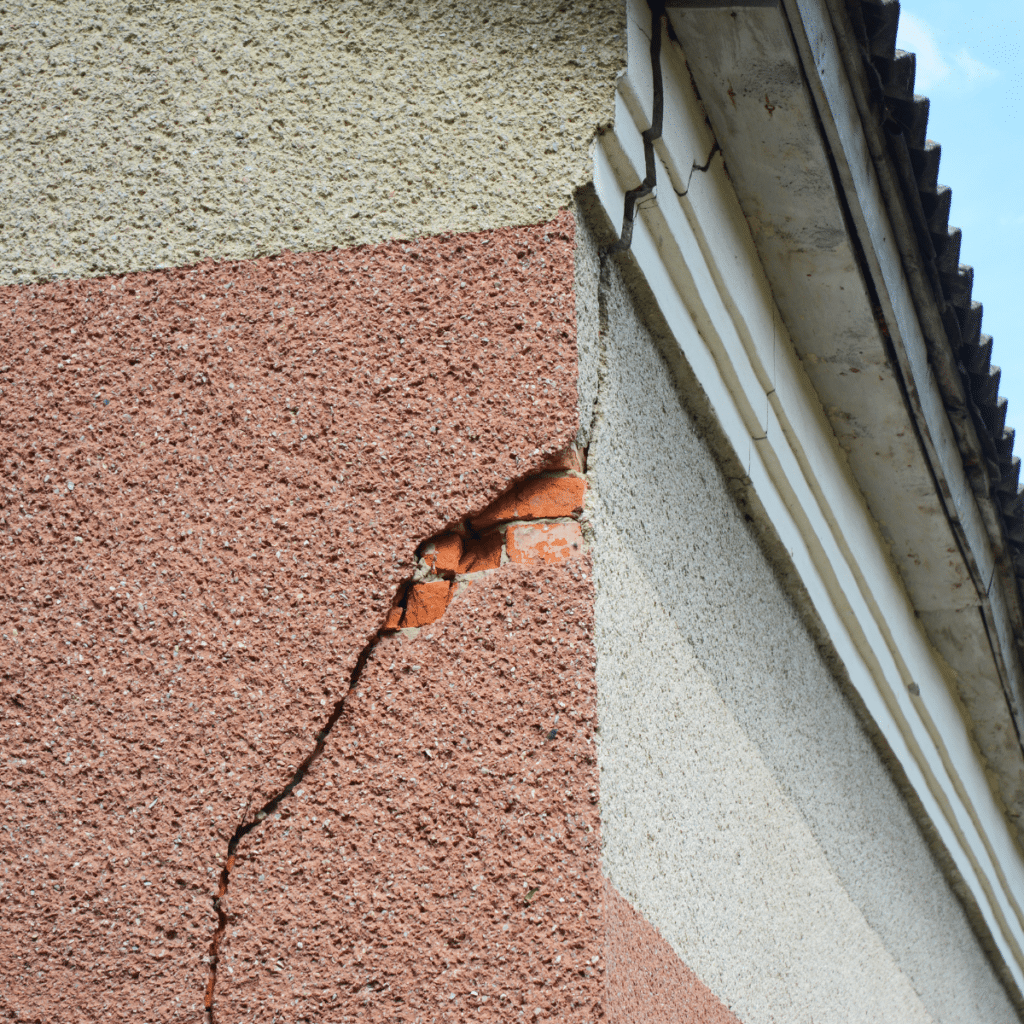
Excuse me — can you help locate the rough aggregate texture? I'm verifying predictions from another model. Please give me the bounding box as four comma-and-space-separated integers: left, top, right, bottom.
603, 880, 740, 1024
590, 257, 1017, 1023
0, 217, 579, 1019
1, 0, 625, 284
213, 561, 602, 1022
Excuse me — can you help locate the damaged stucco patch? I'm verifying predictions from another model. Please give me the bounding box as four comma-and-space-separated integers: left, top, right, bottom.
0, 216, 580, 1020
212, 560, 601, 1021
1, 0, 626, 284
203, 450, 589, 1016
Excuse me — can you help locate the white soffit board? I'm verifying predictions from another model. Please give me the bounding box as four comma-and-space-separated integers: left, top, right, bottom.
664, 0, 1024, 839
597, 0, 1024, 993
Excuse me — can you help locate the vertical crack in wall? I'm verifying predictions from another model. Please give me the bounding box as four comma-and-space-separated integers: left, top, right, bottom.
201, 452, 586, 1021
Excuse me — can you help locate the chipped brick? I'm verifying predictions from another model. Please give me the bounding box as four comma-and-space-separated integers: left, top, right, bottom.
474, 475, 586, 529
385, 583, 409, 629
472, 489, 519, 529
516, 475, 586, 520
458, 532, 504, 573
423, 533, 463, 574
401, 580, 452, 628
507, 521, 584, 565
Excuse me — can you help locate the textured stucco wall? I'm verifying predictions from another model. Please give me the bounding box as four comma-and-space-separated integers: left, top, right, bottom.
214, 560, 602, 1021
589, 257, 1018, 1024
603, 878, 740, 1024
0, 217, 582, 1019
1, 0, 625, 284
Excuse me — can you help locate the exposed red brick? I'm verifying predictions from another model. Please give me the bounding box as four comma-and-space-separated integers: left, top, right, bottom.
472, 488, 519, 528
520, 474, 586, 518
474, 474, 586, 528
424, 532, 464, 574
384, 583, 410, 630
604, 878, 741, 1024
401, 579, 452, 628
507, 521, 584, 565
458, 531, 504, 573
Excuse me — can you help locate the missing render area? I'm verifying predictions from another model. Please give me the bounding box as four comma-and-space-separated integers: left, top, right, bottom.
201, 452, 587, 1020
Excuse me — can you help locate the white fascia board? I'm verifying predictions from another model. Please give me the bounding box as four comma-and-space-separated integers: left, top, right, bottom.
747, 414, 1024, 991
593, 137, 627, 243
643, 160, 769, 439
621, 0, 654, 132
610, 88, 648, 188
656, 39, 716, 195
679, 154, 777, 398
595, 36, 1024, 990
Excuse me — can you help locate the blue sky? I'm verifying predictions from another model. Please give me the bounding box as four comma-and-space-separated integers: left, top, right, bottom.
896, 3, 1023, 450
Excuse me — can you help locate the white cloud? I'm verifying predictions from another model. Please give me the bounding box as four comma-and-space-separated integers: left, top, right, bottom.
897, 12, 950, 89
896, 11, 999, 93
953, 49, 999, 83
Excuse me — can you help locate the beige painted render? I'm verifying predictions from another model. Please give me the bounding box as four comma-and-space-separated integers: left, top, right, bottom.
0, 0, 625, 284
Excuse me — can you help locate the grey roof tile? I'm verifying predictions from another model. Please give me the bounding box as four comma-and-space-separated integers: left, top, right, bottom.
856, 0, 1023, 583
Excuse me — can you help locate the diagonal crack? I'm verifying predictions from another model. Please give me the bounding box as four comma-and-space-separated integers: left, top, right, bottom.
201, 452, 586, 1021
673, 140, 721, 197
203, 620, 387, 1021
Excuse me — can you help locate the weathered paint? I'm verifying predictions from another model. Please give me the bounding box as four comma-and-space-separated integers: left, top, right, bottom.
0, 215, 580, 1018
1, 1, 625, 285
507, 521, 585, 565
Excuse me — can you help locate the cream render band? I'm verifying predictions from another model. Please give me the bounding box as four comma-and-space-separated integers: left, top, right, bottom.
1, 0, 624, 284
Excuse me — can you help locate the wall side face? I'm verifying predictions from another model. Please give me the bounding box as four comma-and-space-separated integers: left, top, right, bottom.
590, 259, 1017, 1024
215, 562, 601, 1020
0, 218, 582, 1020
1, 0, 624, 284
